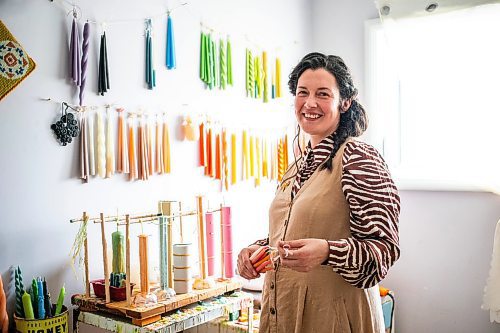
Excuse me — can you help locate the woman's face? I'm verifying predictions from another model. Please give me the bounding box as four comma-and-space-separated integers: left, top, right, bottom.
294, 68, 344, 147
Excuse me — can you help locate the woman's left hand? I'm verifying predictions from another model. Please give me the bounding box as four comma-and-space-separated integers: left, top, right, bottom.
278, 239, 329, 272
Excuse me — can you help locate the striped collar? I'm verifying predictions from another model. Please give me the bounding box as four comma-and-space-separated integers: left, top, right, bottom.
303, 134, 335, 165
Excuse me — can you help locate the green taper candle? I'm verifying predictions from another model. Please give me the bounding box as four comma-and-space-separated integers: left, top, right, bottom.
54, 285, 65, 316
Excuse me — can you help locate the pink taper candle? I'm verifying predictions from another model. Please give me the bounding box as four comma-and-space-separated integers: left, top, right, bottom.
221, 206, 234, 278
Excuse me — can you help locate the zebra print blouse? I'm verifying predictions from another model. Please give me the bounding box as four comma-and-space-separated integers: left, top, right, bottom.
253, 137, 400, 289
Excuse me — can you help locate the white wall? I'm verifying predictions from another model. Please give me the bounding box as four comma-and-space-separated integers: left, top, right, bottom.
0, 0, 310, 329
312, 0, 500, 332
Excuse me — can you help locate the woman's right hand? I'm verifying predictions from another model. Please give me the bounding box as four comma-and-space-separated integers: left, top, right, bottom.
237, 245, 260, 280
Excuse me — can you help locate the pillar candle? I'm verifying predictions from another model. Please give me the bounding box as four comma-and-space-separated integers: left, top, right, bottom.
139, 234, 149, 294
112, 230, 125, 274
231, 133, 237, 185
205, 212, 215, 276
22, 291, 34, 319
221, 207, 234, 278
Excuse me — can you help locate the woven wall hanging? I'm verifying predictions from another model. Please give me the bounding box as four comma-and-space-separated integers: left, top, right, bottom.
0, 20, 36, 102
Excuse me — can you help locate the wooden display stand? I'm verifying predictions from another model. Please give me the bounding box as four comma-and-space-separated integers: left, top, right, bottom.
72, 280, 243, 326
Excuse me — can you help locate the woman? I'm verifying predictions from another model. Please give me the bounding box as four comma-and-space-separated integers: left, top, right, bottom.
237, 52, 400, 333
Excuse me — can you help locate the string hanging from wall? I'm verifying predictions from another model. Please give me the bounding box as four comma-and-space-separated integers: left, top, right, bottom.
166, 13, 176, 70
145, 19, 156, 89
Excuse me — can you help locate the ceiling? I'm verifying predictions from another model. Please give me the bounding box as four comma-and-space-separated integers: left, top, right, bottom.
373, 0, 500, 18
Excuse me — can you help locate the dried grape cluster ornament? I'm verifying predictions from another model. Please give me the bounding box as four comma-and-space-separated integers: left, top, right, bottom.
51, 102, 79, 146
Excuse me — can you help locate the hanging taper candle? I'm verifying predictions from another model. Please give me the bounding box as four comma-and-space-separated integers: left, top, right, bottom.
219, 38, 226, 89
215, 131, 221, 179
262, 51, 269, 103
70, 13, 81, 87
79, 22, 89, 106
80, 112, 89, 183
255, 137, 261, 187
200, 32, 206, 82
105, 107, 115, 178
87, 110, 96, 176
96, 111, 106, 178
227, 36, 233, 86
145, 19, 156, 89
128, 115, 137, 181
231, 133, 237, 185
199, 122, 206, 168
155, 115, 164, 174
275, 57, 282, 98
166, 13, 176, 69
249, 135, 255, 177
242, 130, 249, 180
98, 30, 110, 95
222, 129, 229, 190
116, 108, 129, 174
147, 115, 154, 176
162, 116, 171, 173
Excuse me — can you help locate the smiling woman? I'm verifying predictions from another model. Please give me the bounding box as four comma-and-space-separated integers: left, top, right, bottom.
237, 52, 401, 333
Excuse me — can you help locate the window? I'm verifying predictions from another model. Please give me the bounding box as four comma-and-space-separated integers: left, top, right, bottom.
365, 4, 500, 191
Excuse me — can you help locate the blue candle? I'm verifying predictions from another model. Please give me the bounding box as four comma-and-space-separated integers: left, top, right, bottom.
36, 278, 45, 319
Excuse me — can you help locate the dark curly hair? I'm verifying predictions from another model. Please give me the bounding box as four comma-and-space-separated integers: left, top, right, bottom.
288, 52, 368, 171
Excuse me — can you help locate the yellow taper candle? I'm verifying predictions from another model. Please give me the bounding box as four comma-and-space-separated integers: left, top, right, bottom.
231, 133, 237, 185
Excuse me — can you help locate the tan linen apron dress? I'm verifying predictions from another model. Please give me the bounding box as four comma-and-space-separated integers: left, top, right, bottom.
260, 140, 384, 333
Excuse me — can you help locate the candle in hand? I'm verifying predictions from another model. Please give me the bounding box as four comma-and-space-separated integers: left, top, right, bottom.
54, 285, 65, 316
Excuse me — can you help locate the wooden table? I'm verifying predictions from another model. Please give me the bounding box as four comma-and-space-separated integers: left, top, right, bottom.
74, 291, 253, 333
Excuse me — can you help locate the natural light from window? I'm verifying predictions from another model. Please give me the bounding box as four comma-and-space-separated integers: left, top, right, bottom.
365, 4, 500, 192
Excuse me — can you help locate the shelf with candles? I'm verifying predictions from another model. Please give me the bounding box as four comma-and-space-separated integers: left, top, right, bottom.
70, 196, 240, 326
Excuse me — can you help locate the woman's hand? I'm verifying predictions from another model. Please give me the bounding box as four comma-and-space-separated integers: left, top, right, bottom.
278, 239, 329, 272
237, 245, 261, 279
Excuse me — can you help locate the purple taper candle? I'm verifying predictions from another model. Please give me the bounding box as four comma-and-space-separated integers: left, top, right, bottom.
79, 22, 89, 106
70, 17, 81, 86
